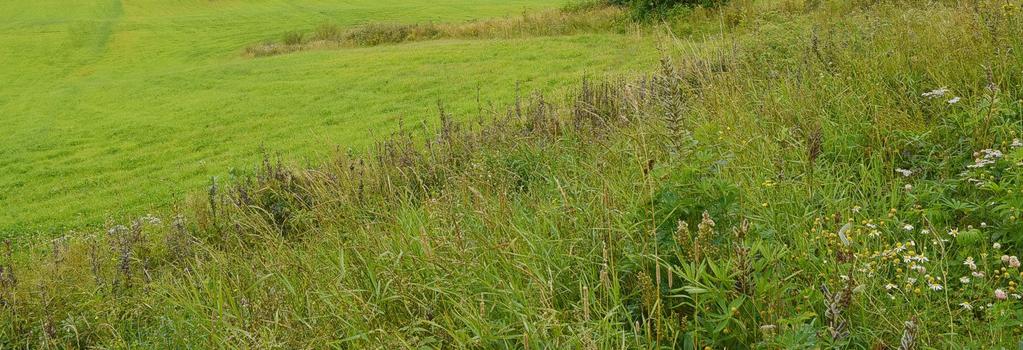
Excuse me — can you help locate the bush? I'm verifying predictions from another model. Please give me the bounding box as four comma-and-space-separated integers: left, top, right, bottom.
608, 0, 729, 19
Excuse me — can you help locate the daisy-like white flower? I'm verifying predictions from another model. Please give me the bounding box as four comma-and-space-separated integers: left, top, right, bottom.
964, 257, 977, 270
895, 168, 913, 177
960, 302, 973, 310
948, 228, 959, 237
903, 224, 914, 231
960, 276, 971, 284
929, 283, 943, 291
947, 96, 961, 104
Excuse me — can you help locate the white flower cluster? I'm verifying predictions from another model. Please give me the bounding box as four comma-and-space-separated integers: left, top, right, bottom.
968, 149, 1004, 169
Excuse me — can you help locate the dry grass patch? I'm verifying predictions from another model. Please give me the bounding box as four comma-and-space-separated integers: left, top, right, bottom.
246, 5, 628, 57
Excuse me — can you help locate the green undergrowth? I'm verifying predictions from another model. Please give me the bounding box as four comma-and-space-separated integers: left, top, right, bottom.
3, 0, 1023, 348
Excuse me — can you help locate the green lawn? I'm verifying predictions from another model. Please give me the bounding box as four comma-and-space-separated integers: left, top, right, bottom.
0, 0, 659, 236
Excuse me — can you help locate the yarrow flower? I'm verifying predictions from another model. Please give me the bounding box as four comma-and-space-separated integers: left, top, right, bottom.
969, 149, 1004, 169
947, 96, 961, 104
922, 87, 949, 99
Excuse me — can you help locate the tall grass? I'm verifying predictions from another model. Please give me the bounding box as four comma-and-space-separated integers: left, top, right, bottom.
246, 5, 628, 57
4, 0, 1023, 348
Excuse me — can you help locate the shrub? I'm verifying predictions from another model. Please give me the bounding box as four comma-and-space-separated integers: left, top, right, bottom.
608, 0, 730, 19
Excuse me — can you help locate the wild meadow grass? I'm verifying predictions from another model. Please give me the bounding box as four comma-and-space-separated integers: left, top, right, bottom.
3, 0, 1023, 348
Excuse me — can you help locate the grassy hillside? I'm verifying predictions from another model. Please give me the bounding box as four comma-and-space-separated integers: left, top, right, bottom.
4, 0, 1023, 348
0, 0, 658, 235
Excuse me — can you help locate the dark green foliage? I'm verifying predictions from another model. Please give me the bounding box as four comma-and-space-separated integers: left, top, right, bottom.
606, 0, 730, 19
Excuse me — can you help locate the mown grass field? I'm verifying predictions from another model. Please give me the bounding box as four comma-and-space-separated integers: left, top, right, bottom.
0, 0, 658, 236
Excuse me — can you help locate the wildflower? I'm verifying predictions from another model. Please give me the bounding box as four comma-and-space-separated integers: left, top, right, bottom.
995, 289, 1008, 300
928, 283, 943, 291
922, 87, 949, 99
896, 168, 913, 177
1002, 255, 1010, 264
904, 184, 913, 191
947, 96, 960, 104
922, 229, 930, 235
972, 271, 985, 277
960, 302, 973, 310
907, 277, 917, 285
1010, 256, 1020, 268
948, 228, 959, 237
852, 205, 862, 213
968, 149, 1004, 169
885, 283, 897, 290
964, 257, 977, 270
993, 242, 1002, 249
903, 224, 914, 231
960, 276, 971, 284
1012, 138, 1022, 149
